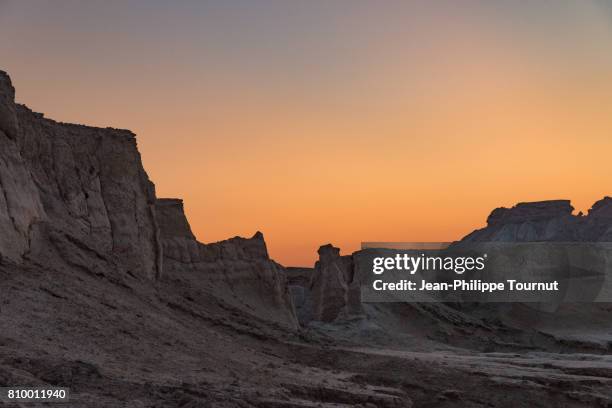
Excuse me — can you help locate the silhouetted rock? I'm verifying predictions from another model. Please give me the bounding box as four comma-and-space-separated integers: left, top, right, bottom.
487, 200, 573, 226
462, 199, 612, 242
155, 198, 196, 240
588, 197, 612, 218
0, 71, 19, 139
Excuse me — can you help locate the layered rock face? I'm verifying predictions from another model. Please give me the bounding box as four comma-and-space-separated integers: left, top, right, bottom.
155, 199, 298, 329
286, 267, 314, 325
0, 72, 44, 262
462, 199, 612, 242
310, 244, 362, 322
0, 71, 160, 278
155, 198, 199, 264
0, 69, 296, 328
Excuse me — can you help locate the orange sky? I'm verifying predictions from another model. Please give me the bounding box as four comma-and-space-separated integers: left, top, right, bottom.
1, 1, 611, 265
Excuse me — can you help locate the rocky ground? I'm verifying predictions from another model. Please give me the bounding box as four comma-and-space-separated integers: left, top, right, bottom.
1, 257, 612, 407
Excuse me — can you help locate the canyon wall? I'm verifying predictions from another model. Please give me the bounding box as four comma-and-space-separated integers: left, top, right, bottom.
0, 70, 298, 331
0, 71, 160, 277
0, 69, 297, 328
155, 198, 298, 328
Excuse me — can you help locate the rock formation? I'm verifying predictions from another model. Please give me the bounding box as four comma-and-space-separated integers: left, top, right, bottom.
286, 267, 314, 325
302, 199, 612, 326
462, 199, 612, 242
0, 69, 296, 328
155, 198, 298, 329
309, 244, 363, 322
0, 71, 160, 278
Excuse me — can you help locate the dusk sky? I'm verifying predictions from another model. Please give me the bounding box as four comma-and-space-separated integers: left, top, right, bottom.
1, 1, 611, 265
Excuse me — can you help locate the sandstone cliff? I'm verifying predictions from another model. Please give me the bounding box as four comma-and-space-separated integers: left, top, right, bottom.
0, 71, 161, 278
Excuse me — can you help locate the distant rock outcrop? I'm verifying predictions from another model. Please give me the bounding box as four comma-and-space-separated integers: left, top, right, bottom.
310, 244, 362, 322
301, 198, 612, 325
462, 199, 612, 242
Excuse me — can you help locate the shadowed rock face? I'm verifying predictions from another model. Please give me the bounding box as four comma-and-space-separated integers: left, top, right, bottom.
0, 71, 19, 139
154, 198, 298, 329
589, 197, 612, 218
303, 199, 612, 326
487, 200, 573, 226
286, 267, 315, 325
310, 244, 362, 322
155, 198, 195, 240
0, 72, 45, 262
462, 199, 612, 242
1, 67, 297, 329
0, 71, 160, 278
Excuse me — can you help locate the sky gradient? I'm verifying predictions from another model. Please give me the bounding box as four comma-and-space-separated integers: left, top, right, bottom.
1, 1, 611, 266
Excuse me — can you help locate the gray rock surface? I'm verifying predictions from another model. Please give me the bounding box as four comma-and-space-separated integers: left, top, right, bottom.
286, 267, 314, 325
462, 199, 612, 242
155, 199, 298, 329
310, 244, 362, 322
0, 72, 46, 263
0, 70, 161, 278
0, 71, 19, 139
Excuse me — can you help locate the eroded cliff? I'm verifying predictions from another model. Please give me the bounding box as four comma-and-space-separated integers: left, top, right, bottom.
155, 198, 298, 329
